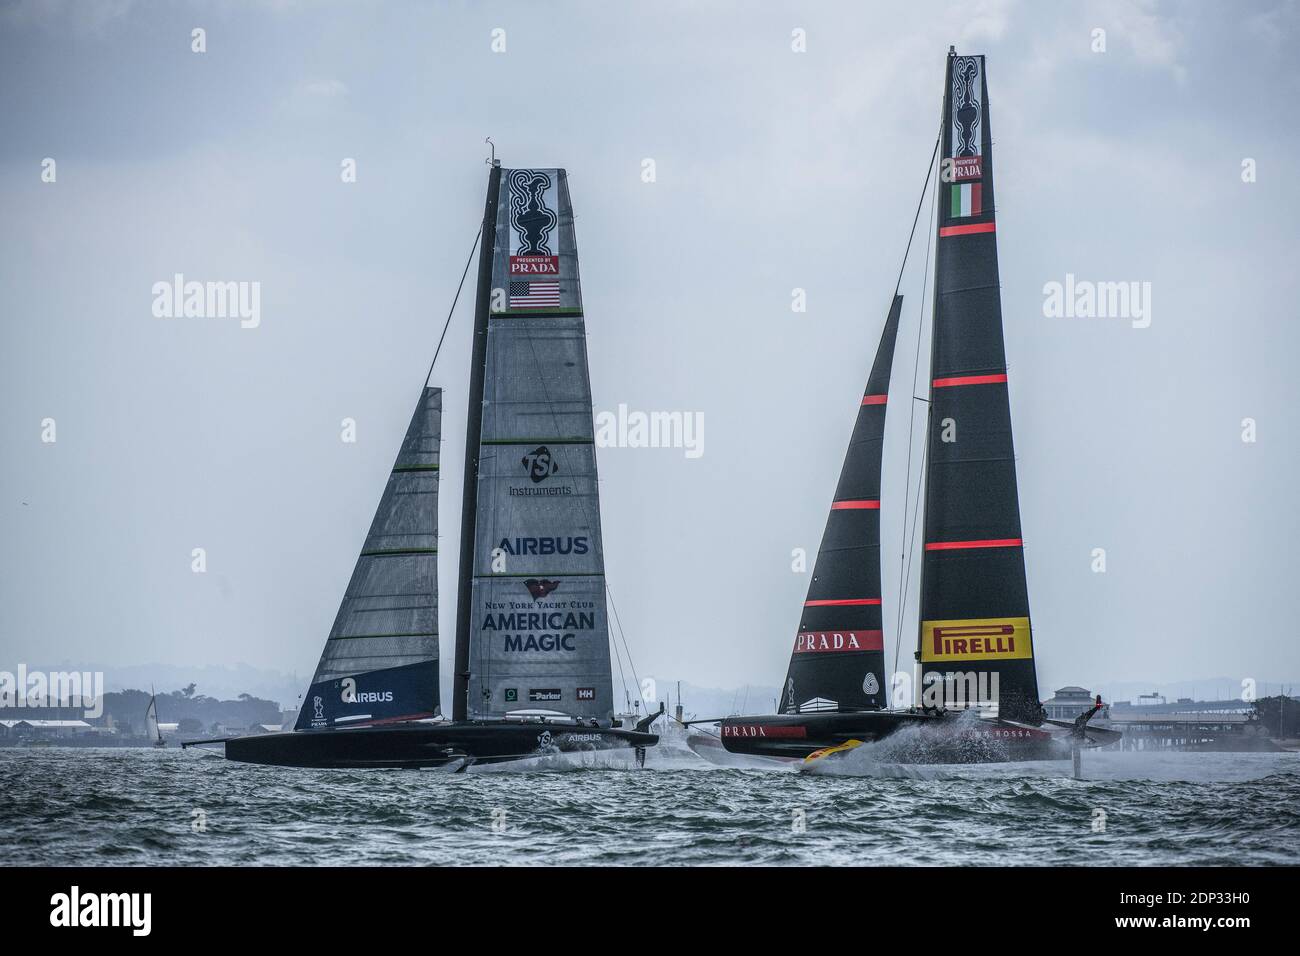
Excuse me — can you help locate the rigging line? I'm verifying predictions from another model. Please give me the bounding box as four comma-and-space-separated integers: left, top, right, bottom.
892, 133, 940, 705
605, 582, 645, 713
424, 223, 485, 387
609, 604, 632, 711
892, 132, 942, 298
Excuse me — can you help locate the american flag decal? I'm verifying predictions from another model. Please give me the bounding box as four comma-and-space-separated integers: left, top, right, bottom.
508, 280, 560, 309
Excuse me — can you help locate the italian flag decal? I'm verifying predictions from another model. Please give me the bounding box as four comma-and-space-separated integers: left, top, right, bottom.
951, 182, 982, 218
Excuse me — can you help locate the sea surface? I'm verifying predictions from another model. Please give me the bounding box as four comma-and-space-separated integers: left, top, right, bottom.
3, 743, 1298, 866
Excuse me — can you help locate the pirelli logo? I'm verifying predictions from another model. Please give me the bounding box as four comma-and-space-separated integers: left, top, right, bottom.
920, 617, 1032, 662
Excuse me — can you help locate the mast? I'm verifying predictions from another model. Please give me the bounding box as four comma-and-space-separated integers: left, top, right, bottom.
915, 48, 1041, 722
453, 162, 503, 722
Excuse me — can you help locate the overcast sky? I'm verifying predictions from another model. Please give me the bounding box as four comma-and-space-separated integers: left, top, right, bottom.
2, 0, 1297, 705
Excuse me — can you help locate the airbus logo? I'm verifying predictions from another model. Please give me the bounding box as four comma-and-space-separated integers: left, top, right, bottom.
341, 677, 393, 704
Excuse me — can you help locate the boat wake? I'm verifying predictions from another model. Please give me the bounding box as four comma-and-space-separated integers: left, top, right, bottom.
463, 747, 641, 774
802, 711, 1031, 777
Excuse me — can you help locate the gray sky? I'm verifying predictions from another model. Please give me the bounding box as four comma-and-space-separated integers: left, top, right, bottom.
2, 0, 1298, 704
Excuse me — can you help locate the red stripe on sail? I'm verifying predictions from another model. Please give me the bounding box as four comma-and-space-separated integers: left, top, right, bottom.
932, 373, 1008, 388
861, 394, 888, 405
831, 500, 880, 510
804, 598, 882, 606
925, 538, 1023, 551
939, 222, 996, 237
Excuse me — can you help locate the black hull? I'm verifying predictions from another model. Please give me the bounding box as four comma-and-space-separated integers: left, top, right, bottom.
720, 711, 1111, 764
211, 721, 658, 769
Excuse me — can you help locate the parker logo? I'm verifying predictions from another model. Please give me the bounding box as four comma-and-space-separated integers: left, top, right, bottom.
530, 688, 562, 703
525, 578, 560, 600
793, 629, 884, 654
920, 617, 1032, 662
521, 446, 559, 483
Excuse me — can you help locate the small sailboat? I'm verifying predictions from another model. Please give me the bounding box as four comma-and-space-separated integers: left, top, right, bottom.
718, 49, 1120, 766
188, 161, 660, 769
145, 688, 165, 748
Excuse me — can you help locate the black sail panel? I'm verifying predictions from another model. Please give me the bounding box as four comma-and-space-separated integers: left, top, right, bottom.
779, 295, 902, 714
296, 388, 442, 730
918, 52, 1041, 722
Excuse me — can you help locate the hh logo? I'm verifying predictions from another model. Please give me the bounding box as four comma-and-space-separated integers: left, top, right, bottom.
525, 579, 560, 600
920, 617, 1032, 662
521, 446, 559, 484
576, 687, 595, 701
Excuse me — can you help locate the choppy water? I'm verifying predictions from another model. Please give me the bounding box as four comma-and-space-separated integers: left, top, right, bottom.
3, 745, 1297, 865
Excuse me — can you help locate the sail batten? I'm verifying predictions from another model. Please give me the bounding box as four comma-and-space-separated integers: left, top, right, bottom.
916, 51, 1041, 722
294, 388, 442, 730
779, 294, 903, 715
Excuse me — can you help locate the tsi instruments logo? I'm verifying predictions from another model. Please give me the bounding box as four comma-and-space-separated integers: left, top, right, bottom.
50, 886, 151, 936
341, 677, 393, 705
511, 446, 573, 498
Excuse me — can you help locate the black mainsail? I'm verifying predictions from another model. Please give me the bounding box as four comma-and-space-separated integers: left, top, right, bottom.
916, 51, 1040, 722
778, 295, 901, 715
294, 388, 442, 729
458, 167, 615, 725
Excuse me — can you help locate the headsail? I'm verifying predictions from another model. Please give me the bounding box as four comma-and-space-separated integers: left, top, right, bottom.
457, 168, 615, 724
779, 295, 902, 714
294, 388, 442, 730
917, 52, 1041, 722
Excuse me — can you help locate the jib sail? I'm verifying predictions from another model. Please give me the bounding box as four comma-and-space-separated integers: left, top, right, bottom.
917, 52, 1041, 722
295, 388, 442, 729
779, 295, 902, 714
456, 167, 615, 724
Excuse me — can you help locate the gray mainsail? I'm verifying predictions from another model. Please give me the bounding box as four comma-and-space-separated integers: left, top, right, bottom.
294, 387, 442, 730
460, 168, 614, 724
